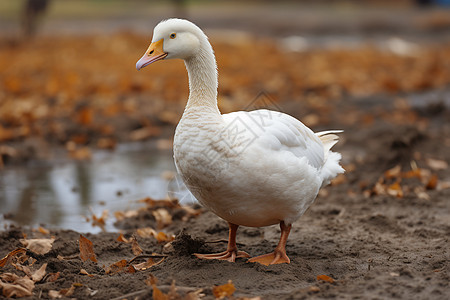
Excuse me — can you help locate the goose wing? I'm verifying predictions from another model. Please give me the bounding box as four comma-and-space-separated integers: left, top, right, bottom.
222, 109, 325, 170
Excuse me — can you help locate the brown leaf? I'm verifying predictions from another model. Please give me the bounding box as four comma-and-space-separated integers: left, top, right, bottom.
20, 238, 55, 255
105, 259, 128, 274
91, 210, 108, 231
402, 168, 422, 179
48, 290, 61, 299
116, 233, 131, 243
0, 248, 27, 268
386, 182, 403, 198
31, 263, 47, 282
133, 257, 165, 271
144, 274, 158, 286
48, 283, 79, 299
426, 174, 439, 190
136, 227, 157, 239
131, 236, 143, 256
144, 275, 169, 300
127, 265, 137, 273
37, 227, 50, 235
114, 210, 139, 221
80, 269, 94, 277
317, 274, 335, 283
155, 231, 175, 243
76, 107, 93, 125
384, 165, 402, 179
426, 158, 448, 170
152, 286, 169, 300
212, 280, 236, 299
152, 208, 173, 229
12, 263, 32, 276
0, 273, 34, 298
79, 235, 97, 262
46, 272, 60, 282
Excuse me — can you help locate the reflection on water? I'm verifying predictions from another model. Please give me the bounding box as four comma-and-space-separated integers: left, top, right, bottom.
0, 143, 183, 233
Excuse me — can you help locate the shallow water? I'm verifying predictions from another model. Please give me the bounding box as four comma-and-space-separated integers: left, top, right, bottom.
0, 142, 190, 233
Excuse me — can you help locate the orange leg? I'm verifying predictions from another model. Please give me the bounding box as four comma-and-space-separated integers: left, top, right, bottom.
248, 221, 292, 266
194, 222, 250, 262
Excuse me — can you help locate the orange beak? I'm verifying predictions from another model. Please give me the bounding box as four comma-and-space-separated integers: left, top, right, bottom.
136, 39, 167, 70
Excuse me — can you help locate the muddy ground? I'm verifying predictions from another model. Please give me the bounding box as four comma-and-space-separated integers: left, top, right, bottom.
1, 93, 449, 299
1, 3, 450, 299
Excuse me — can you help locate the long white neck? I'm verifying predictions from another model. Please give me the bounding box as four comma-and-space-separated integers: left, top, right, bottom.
183, 40, 220, 115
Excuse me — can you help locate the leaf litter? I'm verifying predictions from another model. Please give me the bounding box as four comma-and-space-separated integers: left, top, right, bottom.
1, 14, 450, 299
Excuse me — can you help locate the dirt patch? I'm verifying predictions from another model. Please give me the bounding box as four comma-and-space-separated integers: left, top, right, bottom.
1, 14, 450, 299
1, 101, 449, 299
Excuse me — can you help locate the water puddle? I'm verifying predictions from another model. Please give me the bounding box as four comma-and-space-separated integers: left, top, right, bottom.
0, 142, 184, 233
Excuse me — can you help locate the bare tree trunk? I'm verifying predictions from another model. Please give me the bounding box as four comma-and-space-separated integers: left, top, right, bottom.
22, 0, 49, 37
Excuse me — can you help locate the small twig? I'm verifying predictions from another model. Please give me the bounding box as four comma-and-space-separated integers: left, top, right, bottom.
110, 289, 148, 300
58, 254, 79, 260
128, 254, 168, 265
158, 285, 203, 293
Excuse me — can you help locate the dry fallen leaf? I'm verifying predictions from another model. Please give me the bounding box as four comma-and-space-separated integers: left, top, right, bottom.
114, 210, 139, 221
0, 248, 27, 268
131, 236, 143, 256
426, 174, 439, 190
402, 168, 422, 179
145, 275, 169, 300
12, 263, 31, 277
91, 210, 108, 231
0, 273, 34, 298
80, 269, 95, 277
116, 233, 131, 243
317, 274, 335, 283
105, 259, 128, 274
384, 165, 402, 179
155, 231, 175, 243
135, 227, 174, 243
136, 227, 157, 239
20, 238, 55, 255
426, 158, 448, 170
132, 257, 165, 271
48, 290, 61, 299
46, 272, 60, 283
212, 280, 236, 299
37, 227, 50, 235
79, 235, 97, 262
31, 263, 47, 282
153, 208, 173, 229
386, 181, 404, 198
48, 283, 79, 299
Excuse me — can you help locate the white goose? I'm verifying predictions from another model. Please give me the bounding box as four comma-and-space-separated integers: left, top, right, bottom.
136, 19, 344, 265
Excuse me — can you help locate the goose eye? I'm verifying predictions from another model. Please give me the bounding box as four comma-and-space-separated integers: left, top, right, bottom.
170, 33, 176, 39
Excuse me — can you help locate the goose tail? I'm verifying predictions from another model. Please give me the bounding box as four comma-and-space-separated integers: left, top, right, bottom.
316, 130, 345, 187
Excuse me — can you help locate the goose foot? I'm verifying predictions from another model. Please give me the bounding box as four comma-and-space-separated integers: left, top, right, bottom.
194, 250, 250, 262
194, 222, 249, 263
248, 250, 290, 265
248, 221, 292, 266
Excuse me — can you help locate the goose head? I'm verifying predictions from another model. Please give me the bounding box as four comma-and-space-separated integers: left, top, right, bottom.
136, 18, 209, 70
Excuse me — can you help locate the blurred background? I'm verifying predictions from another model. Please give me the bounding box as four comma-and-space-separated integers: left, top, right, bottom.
1, 0, 449, 232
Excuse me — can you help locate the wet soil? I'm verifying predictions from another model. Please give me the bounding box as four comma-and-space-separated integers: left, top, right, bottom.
1, 96, 449, 299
